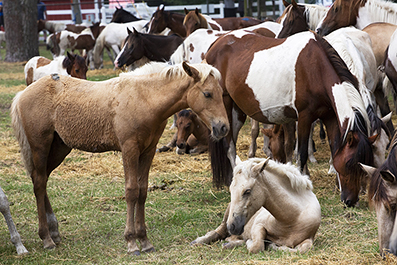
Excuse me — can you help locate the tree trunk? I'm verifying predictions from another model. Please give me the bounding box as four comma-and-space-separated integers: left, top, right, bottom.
71, 0, 82, 24
3, 0, 38, 62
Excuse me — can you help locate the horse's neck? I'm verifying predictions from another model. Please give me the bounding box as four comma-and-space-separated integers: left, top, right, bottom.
258, 172, 308, 223
358, 0, 397, 29
167, 13, 186, 36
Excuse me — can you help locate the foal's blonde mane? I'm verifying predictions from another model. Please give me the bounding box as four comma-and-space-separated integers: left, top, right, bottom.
121, 62, 221, 83
236, 158, 313, 193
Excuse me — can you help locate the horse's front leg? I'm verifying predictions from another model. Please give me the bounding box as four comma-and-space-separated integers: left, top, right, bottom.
191, 203, 231, 246
283, 121, 296, 163
248, 119, 259, 158
135, 147, 157, 254
122, 143, 141, 255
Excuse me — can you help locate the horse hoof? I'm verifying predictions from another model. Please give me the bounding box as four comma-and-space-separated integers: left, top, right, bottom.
190, 240, 198, 246
143, 247, 155, 253
44, 242, 56, 250
222, 243, 231, 249
131, 250, 141, 256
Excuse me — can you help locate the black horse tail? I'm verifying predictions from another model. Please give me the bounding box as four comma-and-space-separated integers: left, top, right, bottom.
209, 137, 233, 188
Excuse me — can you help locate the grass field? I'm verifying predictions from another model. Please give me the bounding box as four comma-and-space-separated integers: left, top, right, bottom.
0, 46, 397, 264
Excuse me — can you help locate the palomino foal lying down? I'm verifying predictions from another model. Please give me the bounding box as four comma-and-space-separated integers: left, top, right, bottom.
192, 157, 321, 253
11, 62, 229, 255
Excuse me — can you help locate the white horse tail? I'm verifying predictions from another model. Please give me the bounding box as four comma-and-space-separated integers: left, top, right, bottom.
169, 42, 186, 64
11, 91, 33, 178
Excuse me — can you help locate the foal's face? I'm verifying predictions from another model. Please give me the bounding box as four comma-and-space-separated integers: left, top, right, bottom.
176, 113, 195, 148
227, 163, 266, 235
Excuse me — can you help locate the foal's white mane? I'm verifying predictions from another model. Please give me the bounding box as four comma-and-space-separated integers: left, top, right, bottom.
302, 3, 329, 30
364, 0, 397, 25
121, 62, 221, 83
235, 158, 313, 193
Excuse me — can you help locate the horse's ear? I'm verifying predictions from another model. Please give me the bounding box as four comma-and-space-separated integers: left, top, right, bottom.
380, 170, 396, 184
161, 5, 165, 12
381, 112, 393, 123
184, 8, 189, 15
291, 0, 298, 8
66, 51, 75, 61
182, 62, 200, 82
283, 0, 290, 8
368, 134, 379, 145
359, 163, 376, 177
127, 27, 132, 35
195, 8, 200, 15
261, 128, 273, 138
236, 155, 242, 165
252, 158, 270, 176
133, 27, 139, 35
346, 131, 356, 146
115, 6, 119, 10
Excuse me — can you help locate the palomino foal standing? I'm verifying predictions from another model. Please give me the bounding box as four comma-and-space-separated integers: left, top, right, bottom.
11, 62, 229, 255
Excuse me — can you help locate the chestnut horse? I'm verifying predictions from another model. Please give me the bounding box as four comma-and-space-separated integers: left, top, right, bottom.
24, 52, 87, 85
11, 62, 229, 254
0, 186, 29, 255
114, 27, 183, 69
316, 0, 397, 36
206, 30, 375, 207
158, 109, 210, 155
183, 8, 262, 36
148, 6, 187, 37
191, 157, 321, 253
361, 132, 397, 257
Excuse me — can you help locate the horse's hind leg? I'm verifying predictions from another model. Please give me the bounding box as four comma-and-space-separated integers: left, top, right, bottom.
0, 187, 29, 255
45, 132, 72, 244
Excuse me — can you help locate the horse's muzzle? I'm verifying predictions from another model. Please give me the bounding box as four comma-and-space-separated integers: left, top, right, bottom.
211, 122, 229, 141
227, 215, 245, 235
341, 190, 358, 208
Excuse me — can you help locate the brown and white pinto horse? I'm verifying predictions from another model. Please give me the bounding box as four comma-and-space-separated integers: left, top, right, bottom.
183, 8, 262, 36
316, 0, 397, 36
148, 6, 187, 37
206, 30, 375, 207
158, 109, 210, 155
11, 62, 229, 254
24, 52, 87, 85
361, 132, 397, 257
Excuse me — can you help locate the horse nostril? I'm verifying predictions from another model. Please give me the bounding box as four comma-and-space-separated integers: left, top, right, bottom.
178, 143, 185, 149
345, 200, 354, 208
221, 125, 228, 135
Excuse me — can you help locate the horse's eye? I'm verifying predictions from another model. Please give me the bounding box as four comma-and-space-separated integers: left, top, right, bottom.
243, 189, 251, 196
203, 92, 212, 98
75, 69, 79, 73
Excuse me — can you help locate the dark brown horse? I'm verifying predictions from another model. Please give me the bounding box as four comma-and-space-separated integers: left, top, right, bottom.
183, 8, 262, 36
148, 6, 186, 37
206, 29, 375, 207
114, 27, 183, 68
158, 109, 210, 155
110, 6, 141, 23
11, 62, 229, 254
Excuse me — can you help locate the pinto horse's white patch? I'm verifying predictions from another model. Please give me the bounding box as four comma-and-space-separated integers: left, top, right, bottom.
245, 32, 314, 123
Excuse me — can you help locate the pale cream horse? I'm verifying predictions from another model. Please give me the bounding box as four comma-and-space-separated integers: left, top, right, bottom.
191, 157, 321, 253
11, 62, 229, 255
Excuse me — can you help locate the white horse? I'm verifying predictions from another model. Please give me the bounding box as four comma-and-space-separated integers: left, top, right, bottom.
0, 186, 28, 255
192, 157, 321, 253
92, 20, 148, 69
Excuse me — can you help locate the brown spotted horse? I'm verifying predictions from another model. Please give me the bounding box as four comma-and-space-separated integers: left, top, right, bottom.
206, 29, 375, 207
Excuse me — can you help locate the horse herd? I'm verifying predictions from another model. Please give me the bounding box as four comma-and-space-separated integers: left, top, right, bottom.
3, 0, 397, 259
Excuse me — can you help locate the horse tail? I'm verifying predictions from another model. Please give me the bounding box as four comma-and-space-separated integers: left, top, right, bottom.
209, 137, 232, 188
11, 92, 33, 178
